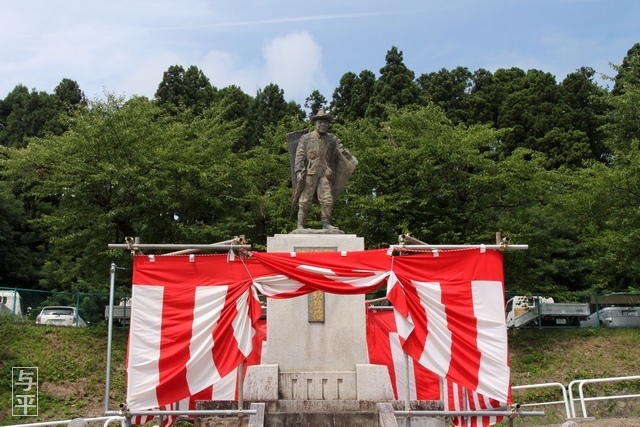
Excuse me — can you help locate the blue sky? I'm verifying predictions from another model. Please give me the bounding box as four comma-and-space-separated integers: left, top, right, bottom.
2, 0, 638, 107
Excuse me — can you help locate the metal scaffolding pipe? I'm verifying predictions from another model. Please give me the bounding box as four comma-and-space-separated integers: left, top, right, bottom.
108, 243, 251, 251
163, 239, 237, 255
390, 244, 529, 251
399, 234, 430, 246
123, 410, 256, 416
104, 263, 117, 414
394, 410, 544, 417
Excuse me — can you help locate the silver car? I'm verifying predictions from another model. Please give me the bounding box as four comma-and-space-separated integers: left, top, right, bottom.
581, 306, 640, 328
35, 306, 87, 327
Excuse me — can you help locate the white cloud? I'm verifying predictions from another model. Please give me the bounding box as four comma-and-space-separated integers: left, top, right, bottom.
263, 31, 327, 102
197, 31, 328, 104
115, 51, 188, 100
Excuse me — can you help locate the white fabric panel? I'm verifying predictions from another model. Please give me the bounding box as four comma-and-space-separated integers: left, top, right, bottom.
390, 332, 416, 400
232, 291, 255, 357
415, 281, 452, 377
185, 286, 228, 394
127, 285, 164, 410
472, 280, 509, 402
251, 275, 305, 296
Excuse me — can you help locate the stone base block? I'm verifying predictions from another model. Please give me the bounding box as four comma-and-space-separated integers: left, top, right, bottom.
243, 364, 395, 402
243, 364, 279, 401
279, 371, 357, 400
356, 363, 395, 400
196, 400, 445, 427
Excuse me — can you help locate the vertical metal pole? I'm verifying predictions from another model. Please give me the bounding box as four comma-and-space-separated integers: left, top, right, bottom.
105, 262, 117, 414
537, 295, 542, 329
237, 361, 244, 411
405, 352, 412, 426
76, 292, 81, 327
404, 352, 410, 410
123, 296, 128, 328
11, 288, 18, 320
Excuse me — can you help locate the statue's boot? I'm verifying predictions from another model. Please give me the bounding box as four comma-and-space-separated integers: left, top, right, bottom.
321, 206, 337, 230
297, 210, 308, 229
321, 218, 337, 230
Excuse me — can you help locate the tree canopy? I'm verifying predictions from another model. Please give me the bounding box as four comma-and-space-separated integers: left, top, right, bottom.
1, 44, 640, 297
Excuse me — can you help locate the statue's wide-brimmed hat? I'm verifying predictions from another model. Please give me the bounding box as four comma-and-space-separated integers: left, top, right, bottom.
311, 109, 333, 123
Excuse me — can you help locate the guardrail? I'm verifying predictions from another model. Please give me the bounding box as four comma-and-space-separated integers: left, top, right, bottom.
512, 376, 640, 421
512, 382, 571, 419
568, 374, 640, 419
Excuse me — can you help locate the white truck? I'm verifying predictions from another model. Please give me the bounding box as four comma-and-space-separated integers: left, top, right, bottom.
0, 290, 23, 318
506, 295, 590, 328
581, 293, 640, 328
581, 306, 640, 328
105, 299, 131, 325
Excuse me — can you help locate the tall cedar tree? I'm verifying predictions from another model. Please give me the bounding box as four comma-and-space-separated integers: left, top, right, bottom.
155, 65, 217, 115
365, 47, 421, 120
330, 70, 376, 123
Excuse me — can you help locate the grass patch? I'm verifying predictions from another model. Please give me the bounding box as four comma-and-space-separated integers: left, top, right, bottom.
0, 318, 128, 425
2, 319, 640, 426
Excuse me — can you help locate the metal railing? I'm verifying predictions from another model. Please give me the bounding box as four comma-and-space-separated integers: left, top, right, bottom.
512, 382, 571, 419
568, 374, 640, 418
511, 376, 640, 421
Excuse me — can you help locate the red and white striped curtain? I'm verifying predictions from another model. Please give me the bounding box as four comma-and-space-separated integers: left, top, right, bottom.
126, 248, 510, 427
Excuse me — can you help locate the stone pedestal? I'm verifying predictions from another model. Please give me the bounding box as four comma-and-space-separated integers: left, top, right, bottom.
201, 233, 444, 427
243, 233, 394, 401
263, 233, 367, 371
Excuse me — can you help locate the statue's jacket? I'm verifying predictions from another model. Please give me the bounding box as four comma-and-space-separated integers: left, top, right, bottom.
291, 130, 358, 203
294, 130, 339, 179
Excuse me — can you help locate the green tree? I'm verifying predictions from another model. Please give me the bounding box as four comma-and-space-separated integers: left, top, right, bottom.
605, 49, 640, 151
497, 69, 559, 158
249, 84, 304, 149
612, 42, 640, 96
0, 178, 39, 288
568, 63, 640, 291
54, 78, 86, 109
0, 85, 64, 148
336, 105, 501, 247
330, 70, 376, 123
479, 149, 591, 294
233, 115, 306, 246
467, 67, 527, 127
2, 94, 247, 291
155, 65, 217, 115
555, 67, 609, 161
217, 85, 253, 151
467, 67, 608, 169
365, 47, 421, 120
417, 66, 472, 124
304, 90, 327, 117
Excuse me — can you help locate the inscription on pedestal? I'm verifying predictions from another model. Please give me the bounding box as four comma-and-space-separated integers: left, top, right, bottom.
308, 291, 325, 323
295, 246, 336, 324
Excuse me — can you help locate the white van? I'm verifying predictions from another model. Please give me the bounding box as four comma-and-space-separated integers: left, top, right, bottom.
0, 290, 24, 317
581, 306, 640, 328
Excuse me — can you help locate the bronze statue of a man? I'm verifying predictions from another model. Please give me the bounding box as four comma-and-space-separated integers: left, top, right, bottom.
289, 109, 358, 231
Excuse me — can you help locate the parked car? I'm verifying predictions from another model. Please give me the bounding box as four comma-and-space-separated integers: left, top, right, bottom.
35, 306, 87, 327
581, 306, 640, 328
